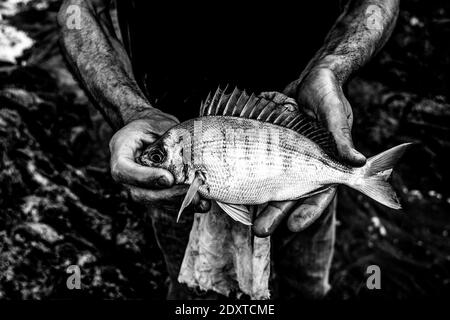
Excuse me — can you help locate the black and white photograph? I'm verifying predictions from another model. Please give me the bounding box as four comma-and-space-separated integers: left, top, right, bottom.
0, 0, 449, 316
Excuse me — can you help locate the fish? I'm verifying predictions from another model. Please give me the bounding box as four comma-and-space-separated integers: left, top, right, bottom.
139, 87, 412, 225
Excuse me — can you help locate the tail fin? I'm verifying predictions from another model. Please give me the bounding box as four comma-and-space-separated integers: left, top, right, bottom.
351, 143, 413, 209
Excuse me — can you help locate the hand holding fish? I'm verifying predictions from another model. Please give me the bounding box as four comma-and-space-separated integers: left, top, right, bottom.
249, 0, 402, 237
109, 116, 211, 212
253, 67, 367, 236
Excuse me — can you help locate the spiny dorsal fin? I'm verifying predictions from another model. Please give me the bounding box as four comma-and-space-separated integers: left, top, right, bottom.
200, 86, 337, 156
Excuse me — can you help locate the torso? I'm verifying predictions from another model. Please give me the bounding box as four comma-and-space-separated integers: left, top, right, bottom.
114, 1, 342, 120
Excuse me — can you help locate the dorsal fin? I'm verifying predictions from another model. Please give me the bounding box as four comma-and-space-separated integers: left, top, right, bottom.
200, 86, 337, 156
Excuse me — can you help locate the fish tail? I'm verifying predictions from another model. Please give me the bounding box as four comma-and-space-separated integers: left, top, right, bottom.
351, 143, 413, 209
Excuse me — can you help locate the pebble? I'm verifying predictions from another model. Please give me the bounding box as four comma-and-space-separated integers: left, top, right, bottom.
410, 16, 424, 27
408, 189, 423, 200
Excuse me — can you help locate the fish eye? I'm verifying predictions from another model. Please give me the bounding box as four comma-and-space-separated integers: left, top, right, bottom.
149, 148, 166, 164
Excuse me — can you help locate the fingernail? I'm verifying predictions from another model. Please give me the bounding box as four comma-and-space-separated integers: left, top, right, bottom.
352, 148, 367, 163
253, 224, 271, 238
352, 147, 363, 156
253, 215, 280, 238
157, 176, 169, 187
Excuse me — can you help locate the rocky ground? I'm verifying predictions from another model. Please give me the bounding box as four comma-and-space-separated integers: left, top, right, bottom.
0, 0, 449, 299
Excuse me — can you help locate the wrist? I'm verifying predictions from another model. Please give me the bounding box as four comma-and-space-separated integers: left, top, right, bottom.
284, 55, 345, 101
124, 107, 178, 124
295, 66, 343, 113
125, 110, 179, 136
311, 54, 354, 86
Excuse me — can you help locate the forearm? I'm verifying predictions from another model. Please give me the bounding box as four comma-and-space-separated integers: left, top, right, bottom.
57, 0, 176, 130
297, 0, 399, 88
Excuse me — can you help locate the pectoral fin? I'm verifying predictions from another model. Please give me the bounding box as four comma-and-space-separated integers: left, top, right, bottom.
177, 172, 205, 222
216, 201, 252, 225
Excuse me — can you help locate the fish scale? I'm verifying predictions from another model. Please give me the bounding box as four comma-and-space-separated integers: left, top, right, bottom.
177, 116, 346, 204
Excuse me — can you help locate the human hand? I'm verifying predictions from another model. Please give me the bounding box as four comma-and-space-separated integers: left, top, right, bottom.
253, 67, 366, 237
109, 115, 211, 212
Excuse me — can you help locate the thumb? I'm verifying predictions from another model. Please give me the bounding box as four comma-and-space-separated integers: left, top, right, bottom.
332, 126, 366, 166
324, 106, 366, 166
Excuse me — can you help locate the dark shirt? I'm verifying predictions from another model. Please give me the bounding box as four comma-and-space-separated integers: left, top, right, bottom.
116, 1, 342, 121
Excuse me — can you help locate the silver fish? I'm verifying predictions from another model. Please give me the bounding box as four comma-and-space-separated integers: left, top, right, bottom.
140, 88, 412, 225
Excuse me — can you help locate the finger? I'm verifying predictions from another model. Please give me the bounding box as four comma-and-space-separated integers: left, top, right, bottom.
191, 192, 211, 213
253, 201, 297, 237
259, 91, 298, 112
127, 184, 189, 204
111, 136, 174, 188
259, 91, 297, 106
194, 199, 211, 213
287, 187, 337, 232
322, 105, 366, 166
111, 156, 174, 188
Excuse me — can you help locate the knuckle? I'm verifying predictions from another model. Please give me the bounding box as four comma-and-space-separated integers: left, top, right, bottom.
110, 162, 119, 180
110, 160, 123, 182
109, 130, 123, 151
108, 136, 117, 152
128, 188, 140, 202
108, 138, 115, 152
129, 189, 156, 204
130, 188, 147, 203
288, 207, 321, 232
288, 216, 308, 232
287, 217, 302, 232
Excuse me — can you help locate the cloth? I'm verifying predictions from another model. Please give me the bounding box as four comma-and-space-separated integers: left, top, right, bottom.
149, 198, 336, 299
178, 203, 271, 299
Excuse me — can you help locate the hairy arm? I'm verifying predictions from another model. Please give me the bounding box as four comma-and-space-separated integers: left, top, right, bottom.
288, 0, 399, 91
255, 0, 400, 236
57, 0, 177, 132
57, 0, 209, 212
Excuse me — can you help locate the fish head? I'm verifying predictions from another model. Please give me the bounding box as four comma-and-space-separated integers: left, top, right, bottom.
140, 128, 195, 184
